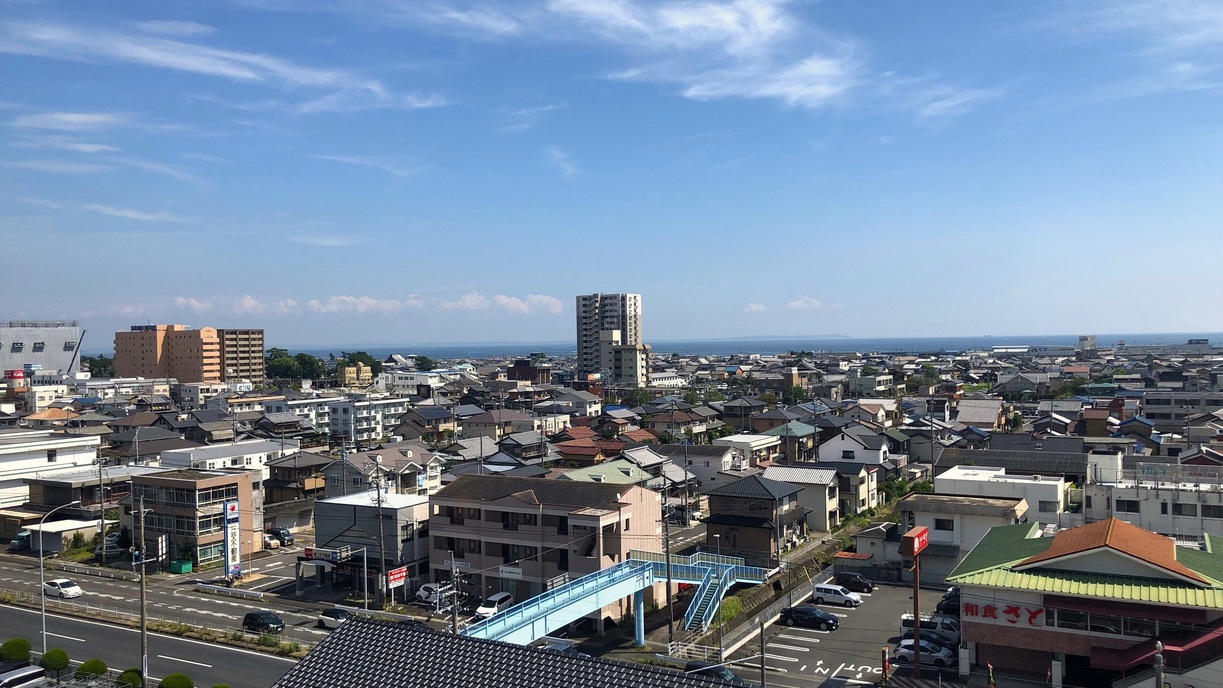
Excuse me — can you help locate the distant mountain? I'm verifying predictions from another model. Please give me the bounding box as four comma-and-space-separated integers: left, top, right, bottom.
655, 334, 851, 342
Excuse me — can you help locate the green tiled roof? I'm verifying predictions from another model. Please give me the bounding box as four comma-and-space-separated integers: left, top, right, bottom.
949, 522, 1223, 610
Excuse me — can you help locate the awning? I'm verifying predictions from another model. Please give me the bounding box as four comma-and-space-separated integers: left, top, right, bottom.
1044, 594, 1206, 624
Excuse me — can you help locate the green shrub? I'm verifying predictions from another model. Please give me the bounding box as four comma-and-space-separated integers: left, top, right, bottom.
211, 684, 230, 688
0, 638, 31, 662
40, 647, 69, 675
118, 669, 142, 688
76, 658, 108, 678
257, 633, 278, 647
159, 673, 195, 688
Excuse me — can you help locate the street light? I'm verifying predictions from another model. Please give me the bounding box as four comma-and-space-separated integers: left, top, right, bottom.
40, 500, 82, 653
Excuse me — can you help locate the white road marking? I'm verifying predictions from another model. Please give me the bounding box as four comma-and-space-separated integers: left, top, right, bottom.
779, 626, 830, 634
777, 634, 821, 644
800, 664, 807, 672
158, 655, 212, 668
764, 653, 799, 662
768, 643, 810, 652
736, 661, 788, 673
47, 633, 85, 642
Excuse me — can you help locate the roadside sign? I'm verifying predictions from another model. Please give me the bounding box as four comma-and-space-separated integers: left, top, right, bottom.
902, 526, 929, 557
444, 559, 472, 570
387, 566, 408, 589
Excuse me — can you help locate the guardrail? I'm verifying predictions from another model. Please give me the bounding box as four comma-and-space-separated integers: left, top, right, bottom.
52, 562, 140, 582
195, 582, 265, 600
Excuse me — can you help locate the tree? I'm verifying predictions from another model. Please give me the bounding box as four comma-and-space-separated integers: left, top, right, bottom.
705, 389, 725, 402
0, 638, 31, 663
40, 648, 69, 677
81, 354, 114, 377
265, 347, 290, 362
759, 392, 778, 406
1009, 412, 1024, 432
294, 353, 326, 379
266, 356, 300, 379
76, 659, 108, 679
413, 355, 439, 372
621, 388, 652, 407
118, 669, 143, 688
682, 390, 700, 405
782, 385, 807, 406
159, 673, 195, 688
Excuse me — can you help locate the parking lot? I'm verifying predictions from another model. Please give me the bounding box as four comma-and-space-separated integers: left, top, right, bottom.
725, 580, 946, 687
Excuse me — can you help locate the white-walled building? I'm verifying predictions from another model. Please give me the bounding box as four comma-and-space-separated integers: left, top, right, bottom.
159, 439, 299, 483
329, 396, 411, 445
172, 381, 230, 410
816, 426, 891, 465
712, 434, 781, 467
0, 429, 101, 507
265, 394, 345, 431
1085, 453, 1223, 538
936, 465, 1068, 518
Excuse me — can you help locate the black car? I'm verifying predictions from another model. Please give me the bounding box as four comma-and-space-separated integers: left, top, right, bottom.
834, 572, 875, 593
242, 610, 285, 634
779, 605, 840, 631
685, 661, 745, 686
936, 596, 960, 617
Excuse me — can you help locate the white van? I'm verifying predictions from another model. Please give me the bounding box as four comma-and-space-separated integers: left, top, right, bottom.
0, 666, 47, 688
900, 613, 961, 644
811, 584, 863, 608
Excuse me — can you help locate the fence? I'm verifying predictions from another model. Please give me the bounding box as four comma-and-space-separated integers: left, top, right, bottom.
195, 582, 265, 600
52, 562, 140, 583
718, 564, 829, 658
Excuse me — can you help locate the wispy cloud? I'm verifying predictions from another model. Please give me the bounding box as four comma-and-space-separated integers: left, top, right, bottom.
786, 296, 823, 310
3, 159, 114, 174
292, 235, 355, 247
274, 299, 299, 314
183, 153, 227, 163
442, 292, 491, 310
108, 157, 204, 184
13, 197, 60, 209
545, 146, 579, 176
307, 295, 418, 313
233, 294, 266, 314
493, 293, 564, 314
11, 111, 132, 131
313, 155, 413, 177
0, 20, 446, 114
84, 204, 186, 222
174, 296, 213, 313
12, 135, 121, 153
134, 20, 216, 37
498, 103, 562, 132
744, 302, 766, 313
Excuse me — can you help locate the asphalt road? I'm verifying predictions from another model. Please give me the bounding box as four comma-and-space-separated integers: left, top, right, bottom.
726, 580, 948, 688
1, 604, 296, 687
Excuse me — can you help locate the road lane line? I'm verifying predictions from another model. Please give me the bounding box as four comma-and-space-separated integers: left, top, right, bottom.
781, 626, 830, 634
768, 643, 809, 652
764, 653, 799, 662
47, 633, 85, 642
158, 655, 213, 668
735, 661, 788, 673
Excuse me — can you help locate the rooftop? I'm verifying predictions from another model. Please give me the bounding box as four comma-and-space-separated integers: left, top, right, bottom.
319, 490, 429, 509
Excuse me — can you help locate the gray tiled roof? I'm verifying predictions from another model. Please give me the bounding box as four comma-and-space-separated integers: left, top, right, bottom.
761, 465, 838, 486
271, 619, 748, 688
704, 474, 802, 501
435, 473, 633, 508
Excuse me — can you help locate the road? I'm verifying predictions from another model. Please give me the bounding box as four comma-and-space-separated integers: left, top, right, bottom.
1, 604, 296, 687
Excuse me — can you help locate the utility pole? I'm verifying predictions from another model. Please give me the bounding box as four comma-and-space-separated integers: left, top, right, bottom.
662, 471, 675, 648
372, 457, 387, 608
138, 495, 148, 688
449, 552, 459, 634
95, 457, 105, 543
759, 617, 767, 688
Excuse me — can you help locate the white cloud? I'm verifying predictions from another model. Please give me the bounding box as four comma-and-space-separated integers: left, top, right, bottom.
3, 160, 114, 174
313, 155, 413, 177
527, 294, 564, 314
744, 302, 766, 312
134, 20, 216, 37
442, 292, 491, 310
11, 111, 132, 131
83, 204, 185, 222
13, 197, 60, 209
499, 103, 562, 132
174, 296, 213, 313
12, 135, 121, 153
292, 235, 355, 247
545, 146, 579, 176
233, 294, 267, 314
491, 293, 565, 314
494, 295, 530, 314
786, 296, 823, 310
307, 295, 406, 313
274, 299, 299, 314
118, 304, 147, 316
108, 157, 204, 185
0, 20, 446, 114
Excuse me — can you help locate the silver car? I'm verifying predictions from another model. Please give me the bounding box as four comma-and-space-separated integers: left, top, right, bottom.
895, 638, 954, 668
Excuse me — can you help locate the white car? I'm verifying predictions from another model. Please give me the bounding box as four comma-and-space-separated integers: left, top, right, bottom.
316, 608, 352, 629
416, 583, 445, 605
263, 533, 280, 549
895, 639, 955, 668
43, 578, 83, 599
475, 592, 515, 618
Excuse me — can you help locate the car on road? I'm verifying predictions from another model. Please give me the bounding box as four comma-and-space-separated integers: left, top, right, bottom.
834, 572, 875, 593
779, 605, 840, 630
684, 661, 745, 685
316, 608, 352, 629
811, 584, 862, 608
894, 638, 955, 668
242, 610, 285, 634
416, 583, 446, 605
42, 579, 83, 599
475, 592, 515, 618
263, 533, 280, 550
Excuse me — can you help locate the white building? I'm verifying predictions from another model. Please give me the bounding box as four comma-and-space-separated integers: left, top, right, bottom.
173, 381, 230, 410
576, 293, 642, 378
936, 465, 1068, 519
712, 434, 782, 467
816, 426, 891, 465
329, 396, 411, 445
1085, 453, 1223, 538
0, 429, 100, 507
265, 394, 345, 431
648, 371, 687, 389
0, 320, 82, 374
159, 439, 299, 483
67, 377, 175, 402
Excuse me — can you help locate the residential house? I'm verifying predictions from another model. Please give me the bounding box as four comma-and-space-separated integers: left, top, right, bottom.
816, 424, 891, 466
760, 464, 839, 532
391, 406, 457, 445
264, 451, 331, 504
323, 445, 445, 499
761, 421, 817, 463
653, 444, 736, 490
703, 474, 806, 567
719, 397, 766, 431
816, 460, 880, 516
955, 399, 1008, 431
895, 492, 1029, 583
0, 429, 101, 508
712, 434, 782, 467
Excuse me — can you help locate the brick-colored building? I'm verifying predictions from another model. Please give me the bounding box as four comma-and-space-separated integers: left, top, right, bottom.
218, 328, 265, 383
114, 325, 221, 383
127, 468, 262, 569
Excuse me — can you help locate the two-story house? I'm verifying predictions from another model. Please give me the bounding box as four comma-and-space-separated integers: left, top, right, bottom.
816, 424, 890, 466
703, 474, 807, 567
760, 464, 839, 532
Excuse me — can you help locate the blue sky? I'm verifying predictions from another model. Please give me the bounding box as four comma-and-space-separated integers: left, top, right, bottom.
2, 1, 1222, 348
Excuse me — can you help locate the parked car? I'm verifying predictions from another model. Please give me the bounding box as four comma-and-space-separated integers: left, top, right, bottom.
475, 592, 515, 618
0, 665, 47, 688
684, 661, 745, 685
779, 606, 840, 630
894, 639, 955, 667
42, 579, 83, 599
242, 610, 285, 634
899, 614, 961, 645
416, 583, 445, 605
811, 584, 862, 608
316, 608, 352, 629
265, 527, 294, 547
936, 596, 960, 617
834, 572, 875, 593
263, 533, 280, 550
900, 629, 958, 652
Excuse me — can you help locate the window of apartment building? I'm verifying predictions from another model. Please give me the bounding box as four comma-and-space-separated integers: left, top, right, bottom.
1160, 502, 1168, 515
32, 342, 45, 352
46, 449, 56, 463
1038, 501, 1058, 513
1116, 499, 1141, 513
63, 341, 75, 351
1204, 505, 1223, 519
10, 342, 22, 353
1173, 503, 1197, 517
934, 518, 955, 531
623, 518, 630, 531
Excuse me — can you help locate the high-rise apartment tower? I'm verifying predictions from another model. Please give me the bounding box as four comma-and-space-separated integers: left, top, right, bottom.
114, 324, 222, 383
576, 293, 647, 386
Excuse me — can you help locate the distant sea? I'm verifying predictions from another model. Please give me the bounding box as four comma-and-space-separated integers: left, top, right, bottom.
288, 332, 1223, 361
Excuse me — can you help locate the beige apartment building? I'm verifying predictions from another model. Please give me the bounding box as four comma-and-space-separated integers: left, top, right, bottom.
218, 329, 265, 383
114, 325, 222, 383
429, 474, 665, 625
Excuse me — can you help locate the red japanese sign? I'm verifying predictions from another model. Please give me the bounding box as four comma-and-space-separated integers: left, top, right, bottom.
902, 526, 929, 556
963, 601, 1044, 626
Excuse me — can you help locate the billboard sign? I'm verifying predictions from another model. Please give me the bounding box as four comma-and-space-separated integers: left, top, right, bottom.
223, 500, 241, 576
387, 566, 408, 589
901, 525, 929, 557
